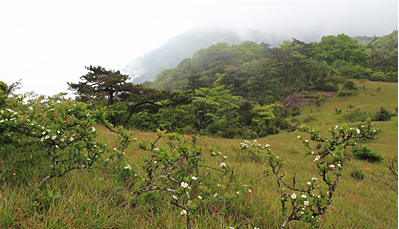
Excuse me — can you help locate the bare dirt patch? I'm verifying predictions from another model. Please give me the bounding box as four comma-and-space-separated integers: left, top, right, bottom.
283, 91, 337, 109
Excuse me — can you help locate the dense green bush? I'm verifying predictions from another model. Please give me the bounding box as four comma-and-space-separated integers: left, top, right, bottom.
291, 106, 301, 117
352, 145, 384, 162
351, 169, 365, 180
343, 108, 369, 122
373, 107, 392, 121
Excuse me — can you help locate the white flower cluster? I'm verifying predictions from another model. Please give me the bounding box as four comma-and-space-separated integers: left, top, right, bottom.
239, 140, 270, 150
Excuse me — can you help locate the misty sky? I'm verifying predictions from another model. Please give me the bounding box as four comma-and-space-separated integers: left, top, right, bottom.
1, 0, 397, 97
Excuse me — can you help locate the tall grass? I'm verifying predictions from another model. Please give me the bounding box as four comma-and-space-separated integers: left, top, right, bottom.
1, 80, 397, 228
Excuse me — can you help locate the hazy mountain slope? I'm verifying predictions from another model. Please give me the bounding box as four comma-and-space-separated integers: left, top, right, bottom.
122, 28, 242, 84
122, 28, 320, 84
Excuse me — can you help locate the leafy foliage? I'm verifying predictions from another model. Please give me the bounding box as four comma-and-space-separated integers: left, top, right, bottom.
352, 145, 384, 162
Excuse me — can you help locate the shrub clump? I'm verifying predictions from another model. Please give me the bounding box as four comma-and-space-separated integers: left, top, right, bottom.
373, 107, 392, 121
351, 169, 365, 180
352, 145, 384, 162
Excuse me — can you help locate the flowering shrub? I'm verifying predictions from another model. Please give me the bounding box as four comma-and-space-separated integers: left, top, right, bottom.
132, 130, 239, 229
238, 140, 270, 162
0, 90, 130, 187
240, 120, 377, 228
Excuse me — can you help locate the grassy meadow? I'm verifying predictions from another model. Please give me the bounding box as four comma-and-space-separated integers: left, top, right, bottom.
1, 80, 397, 228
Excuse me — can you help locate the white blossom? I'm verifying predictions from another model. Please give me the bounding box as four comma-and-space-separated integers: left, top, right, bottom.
181, 182, 188, 188
304, 201, 309, 206
173, 195, 178, 200
180, 210, 187, 216
301, 194, 307, 198
312, 177, 317, 181
307, 182, 311, 185
291, 193, 297, 199
191, 176, 197, 180
314, 155, 320, 161
220, 162, 226, 167
198, 196, 202, 199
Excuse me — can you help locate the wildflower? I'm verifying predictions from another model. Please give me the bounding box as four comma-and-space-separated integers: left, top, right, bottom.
180, 210, 187, 216
304, 201, 309, 206
181, 182, 188, 188
291, 193, 297, 199
52, 135, 56, 140
198, 196, 202, 199
173, 195, 178, 200
220, 162, 226, 167
307, 182, 311, 185
192, 176, 198, 180
301, 194, 307, 198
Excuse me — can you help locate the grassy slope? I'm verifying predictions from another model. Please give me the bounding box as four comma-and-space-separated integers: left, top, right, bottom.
1, 80, 397, 228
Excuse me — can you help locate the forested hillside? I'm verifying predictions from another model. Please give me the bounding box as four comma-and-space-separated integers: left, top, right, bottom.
66, 31, 397, 139
154, 31, 398, 101
122, 28, 322, 84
